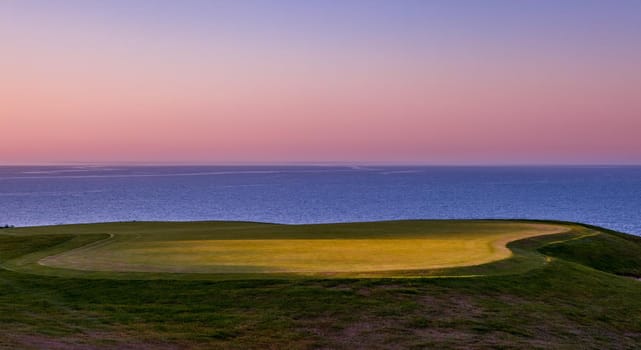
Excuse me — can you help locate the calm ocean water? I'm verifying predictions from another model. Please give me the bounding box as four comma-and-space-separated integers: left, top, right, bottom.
1, 165, 640, 235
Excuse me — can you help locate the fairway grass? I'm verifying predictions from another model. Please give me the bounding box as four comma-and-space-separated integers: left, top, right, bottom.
2, 220, 641, 349
6, 220, 568, 276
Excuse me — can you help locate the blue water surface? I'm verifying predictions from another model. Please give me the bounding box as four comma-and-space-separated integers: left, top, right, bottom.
1, 166, 640, 235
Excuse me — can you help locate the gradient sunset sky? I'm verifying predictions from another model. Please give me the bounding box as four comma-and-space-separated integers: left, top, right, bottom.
2, 0, 641, 165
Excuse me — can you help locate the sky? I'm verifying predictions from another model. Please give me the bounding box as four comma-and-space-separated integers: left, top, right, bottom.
2, 0, 641, 165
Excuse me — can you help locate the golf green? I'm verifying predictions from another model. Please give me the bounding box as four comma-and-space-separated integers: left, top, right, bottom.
2, 220, 580, 277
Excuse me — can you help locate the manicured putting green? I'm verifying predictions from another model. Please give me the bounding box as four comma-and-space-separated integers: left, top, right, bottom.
32, 220, 568, 274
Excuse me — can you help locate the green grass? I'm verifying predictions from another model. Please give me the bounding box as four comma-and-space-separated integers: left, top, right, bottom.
9, 220, 570, 276
1, 220, 641, 349
1, 220, 579, 279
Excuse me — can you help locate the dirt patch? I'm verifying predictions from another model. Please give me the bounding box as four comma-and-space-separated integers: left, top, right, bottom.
3, 331, 188, 350
415, 293, 484, 319
305, 288, 490, 349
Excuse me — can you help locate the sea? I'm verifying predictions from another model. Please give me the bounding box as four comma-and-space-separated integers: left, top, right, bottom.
1, 165, 640, 235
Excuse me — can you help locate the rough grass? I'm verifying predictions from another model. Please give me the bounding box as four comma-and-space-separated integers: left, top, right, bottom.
1, 220, 641, 349
540, 225, 641, 277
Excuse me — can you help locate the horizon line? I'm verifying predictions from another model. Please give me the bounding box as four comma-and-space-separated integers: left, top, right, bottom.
1, 162, 641, 167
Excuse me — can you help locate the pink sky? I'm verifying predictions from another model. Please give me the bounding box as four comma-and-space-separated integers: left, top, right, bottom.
2, 1, 641, 165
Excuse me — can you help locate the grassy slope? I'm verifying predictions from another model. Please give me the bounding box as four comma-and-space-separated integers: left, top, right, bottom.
540, 224, 641, 277
23, 220, 567, 275
1, 220, 641, 349
2, 220, 576, 279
